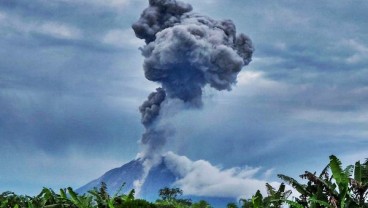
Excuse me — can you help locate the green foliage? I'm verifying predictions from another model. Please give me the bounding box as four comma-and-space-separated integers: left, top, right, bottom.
278, 155, 368, 208
121, 199, 157, 208
351, 159, 368, 206
0, 183, 156, 208
239, 183, 291, 208
155, 187, 192, 208
191, 200, 212, 208
159, 187, 183, 202
226, 202, 238, 208
252, 190, 263, 208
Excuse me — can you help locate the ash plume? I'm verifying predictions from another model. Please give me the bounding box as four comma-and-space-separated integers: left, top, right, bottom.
133, 0, 254, 161
139, 88, 166, 127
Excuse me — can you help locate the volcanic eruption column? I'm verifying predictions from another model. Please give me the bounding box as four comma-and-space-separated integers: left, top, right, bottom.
132, 0, 253, 187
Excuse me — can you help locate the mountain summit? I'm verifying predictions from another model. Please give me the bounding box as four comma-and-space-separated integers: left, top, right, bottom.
76, 156, 176, 200
76, 152, 236, 207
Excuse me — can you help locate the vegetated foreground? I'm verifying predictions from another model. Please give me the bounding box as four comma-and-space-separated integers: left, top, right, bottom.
1, 155, 368, 208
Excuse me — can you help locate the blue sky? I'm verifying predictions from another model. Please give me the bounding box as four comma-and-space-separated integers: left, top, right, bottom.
1, 0, 368, 196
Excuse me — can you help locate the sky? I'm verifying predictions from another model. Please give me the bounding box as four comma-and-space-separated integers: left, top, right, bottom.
1, 0, 368, 196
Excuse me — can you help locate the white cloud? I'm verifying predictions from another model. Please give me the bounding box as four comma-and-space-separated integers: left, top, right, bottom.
262, 6, 311, 27
0, 144, 124, 195
102, 29, 144, 49
343, 39, 368, 64
0, 11, 82, 40
0, 12, 6, 22
235, 70, 288, 98
341, 151, 368, 166
186, 0, 216, 5
236, 70, 281, 90
29, 151, 123, 185
163, 152, 280, 199
38, 22, 82, 39
93, 0, 130, 7
51, 0, 132, 7
237, 70, 263, 85
293, 109, 368, 125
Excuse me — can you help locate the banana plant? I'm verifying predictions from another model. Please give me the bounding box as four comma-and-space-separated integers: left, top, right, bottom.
350, 159, 368, 206
67, 187, 93, 208
266, 182, 292, 207
252, 190, 264, 208
329, 155, 353, 207
88, 182, 111, 208
0, 191, 32, 208
34, 187, 73, 207
239, 183, 291, 208
279, 155, 368, 208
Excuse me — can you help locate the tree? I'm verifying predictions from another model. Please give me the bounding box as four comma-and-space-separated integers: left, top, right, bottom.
159, 187, 183, 201
156, 187, 192, 208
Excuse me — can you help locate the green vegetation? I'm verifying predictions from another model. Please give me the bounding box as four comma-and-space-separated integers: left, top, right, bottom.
1, 155, 367, 207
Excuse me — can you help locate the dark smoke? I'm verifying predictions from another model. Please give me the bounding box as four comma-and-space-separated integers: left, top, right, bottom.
139, 88, 166, 127
134, 0, 254, 159
132, 0, 193, 43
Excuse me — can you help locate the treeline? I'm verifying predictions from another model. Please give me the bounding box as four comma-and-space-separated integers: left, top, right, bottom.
1, 155, 368, 208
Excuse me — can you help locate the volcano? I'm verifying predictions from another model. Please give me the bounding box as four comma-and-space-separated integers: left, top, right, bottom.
76, 154, 236, 207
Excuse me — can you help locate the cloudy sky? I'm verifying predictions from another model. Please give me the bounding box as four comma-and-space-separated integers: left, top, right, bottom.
1, 0, 368, 196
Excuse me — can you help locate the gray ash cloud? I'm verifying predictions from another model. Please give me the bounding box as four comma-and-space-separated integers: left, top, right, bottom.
133, 0, 254, 159
139, 88, 166, 127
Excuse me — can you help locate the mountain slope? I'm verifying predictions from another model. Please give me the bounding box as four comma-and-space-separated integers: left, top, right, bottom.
76, 157, 177, 200
76, 159, 144, 195
76, 155, 236, 207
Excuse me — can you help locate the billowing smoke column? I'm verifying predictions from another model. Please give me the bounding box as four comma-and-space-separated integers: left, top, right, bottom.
133, 0, 254, 160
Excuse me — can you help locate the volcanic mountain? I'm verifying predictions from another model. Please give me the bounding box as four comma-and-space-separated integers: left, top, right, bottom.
76, 153, 236, 207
